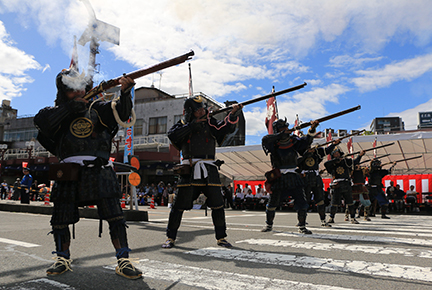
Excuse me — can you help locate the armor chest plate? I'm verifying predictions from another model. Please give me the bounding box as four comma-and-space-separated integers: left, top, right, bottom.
181, 123, 216, 158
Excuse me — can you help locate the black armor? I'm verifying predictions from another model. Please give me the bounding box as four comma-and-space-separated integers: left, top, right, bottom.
34, 70, 135, 264
165, 101, 240, 244
261, 127, 315, 230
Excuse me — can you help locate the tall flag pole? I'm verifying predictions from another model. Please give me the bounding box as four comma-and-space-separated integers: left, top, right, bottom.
188, 63, 193, 98
326, 130, 332, 160
373, 137, 377, 158
265, 86, 279, 134
69, 35, 79, 71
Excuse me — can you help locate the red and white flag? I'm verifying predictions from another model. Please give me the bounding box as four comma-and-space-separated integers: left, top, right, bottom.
347, 137, 353, 154
373, 137, 377, 158
69, 35, 79, 71
188, 63, 193, 98
265, 86, 278, 134
326, 130, 332, 160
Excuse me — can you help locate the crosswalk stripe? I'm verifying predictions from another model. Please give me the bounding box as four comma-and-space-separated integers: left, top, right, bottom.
0, 237, 40, 248
104, 259, 357, 290
236, 238, 432, 258
186, 247, 432, 282
275, 231, 432, 246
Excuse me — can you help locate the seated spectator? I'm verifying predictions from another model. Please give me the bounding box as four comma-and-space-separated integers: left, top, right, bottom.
234, 186, 245, 210
406, 185, 419, 212
393, 184, 406, 212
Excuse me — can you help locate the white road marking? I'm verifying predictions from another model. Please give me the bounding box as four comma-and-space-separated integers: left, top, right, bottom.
0, 237, 40, 248
2, 278, 75, 289
186, 247, 432, 283
236, 238, 432, 258
104, 259, 357, 290
275, 231, 432, 246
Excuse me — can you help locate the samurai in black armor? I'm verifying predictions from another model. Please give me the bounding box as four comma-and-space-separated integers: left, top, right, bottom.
324, 148, 365, 224
162, 95, 243, 249
34, 68, 141, 279
297, 138, 340, 227
366, 159, 396, 219
261, 118, 319, 234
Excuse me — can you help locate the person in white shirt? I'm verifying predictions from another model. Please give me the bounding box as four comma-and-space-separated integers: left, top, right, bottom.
406, 185, 419, 212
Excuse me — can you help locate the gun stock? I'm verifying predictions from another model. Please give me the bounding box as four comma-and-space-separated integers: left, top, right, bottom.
84, 50, 195, 100
209, 82, 307, 117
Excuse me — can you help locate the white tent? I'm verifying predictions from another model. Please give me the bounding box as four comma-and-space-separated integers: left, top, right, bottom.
216, 131, 432, 181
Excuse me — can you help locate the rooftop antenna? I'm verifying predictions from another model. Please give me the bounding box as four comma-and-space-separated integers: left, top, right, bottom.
158, 72, 163, 90
78, 0, 120, 88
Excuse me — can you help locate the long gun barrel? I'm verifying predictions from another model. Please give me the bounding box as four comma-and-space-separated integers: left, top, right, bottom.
291, 105, 361, 131
209, 82, 307, 117
83, 50, 195, 100
358, 153, 391, 165
345, 142, 395, 156
312, 129, 365, 148
381, 155, 422, 166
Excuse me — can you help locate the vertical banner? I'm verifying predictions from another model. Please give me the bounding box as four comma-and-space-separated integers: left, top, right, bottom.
122, 88, 138, 210
123, 88, 135, 163
265, 86, 278, 134
347, 137, 353, 154
326, 130, 332, 161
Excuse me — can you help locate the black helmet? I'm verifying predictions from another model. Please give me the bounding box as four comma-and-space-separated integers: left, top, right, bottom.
184, 95, 205, 122
370, 159, 381, 169
331, 148, 344, 158
55, 68, 86, 106
272, 118, 289, 133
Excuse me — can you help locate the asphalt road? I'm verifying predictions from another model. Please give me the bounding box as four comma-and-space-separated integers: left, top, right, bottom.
1, 204, 432, 290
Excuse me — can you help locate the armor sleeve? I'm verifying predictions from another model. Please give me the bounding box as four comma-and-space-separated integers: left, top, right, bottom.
34, 105, 70, 135
353, 154, 362, 165
167, 120, 192, 150
208, 115, 237, 145
261, 132, 284, 155
114, 90, 133, 122
324, 159, 337, 173
324, 143, 336, 155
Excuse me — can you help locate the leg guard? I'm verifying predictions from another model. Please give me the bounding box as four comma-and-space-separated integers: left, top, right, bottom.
108, 217, 130, 259
265, 206, 277, 226
51, 226, 71, 259
348, 204, 356, 218
316, 203, 326, 221
211, 206, 227, 240
297, 209, 307, 227
166, 208, 184, 240
330, 205, 338, 218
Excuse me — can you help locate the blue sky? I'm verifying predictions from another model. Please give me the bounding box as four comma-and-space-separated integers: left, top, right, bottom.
1, 0, 432, 145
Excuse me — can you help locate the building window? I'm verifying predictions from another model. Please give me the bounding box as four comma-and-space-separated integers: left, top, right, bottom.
149, 117, 167, 134
4, 128, 38, 142
134, 119, 144, 136
174, 114, 183, 124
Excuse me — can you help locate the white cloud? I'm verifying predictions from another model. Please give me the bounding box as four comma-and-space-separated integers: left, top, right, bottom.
388, 99, 432, 130
0, 20, 41, 99
244, 84, 350, 136
352, 53, 432, 92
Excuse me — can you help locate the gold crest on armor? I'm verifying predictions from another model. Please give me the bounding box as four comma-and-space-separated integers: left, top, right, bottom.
70, 117, 93, 138
336, 167, 345, 175
305, 157, 315, 167
56, 170, 64, 179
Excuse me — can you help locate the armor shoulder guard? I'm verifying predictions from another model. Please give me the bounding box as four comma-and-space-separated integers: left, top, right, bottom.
168, 120, 191, 149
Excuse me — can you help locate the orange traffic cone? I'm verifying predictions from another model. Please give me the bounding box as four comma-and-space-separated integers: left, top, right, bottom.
121, 193, 126, 209
149, 196, 156, 209
44, 193, 50, 206
161, 196, 165, 206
